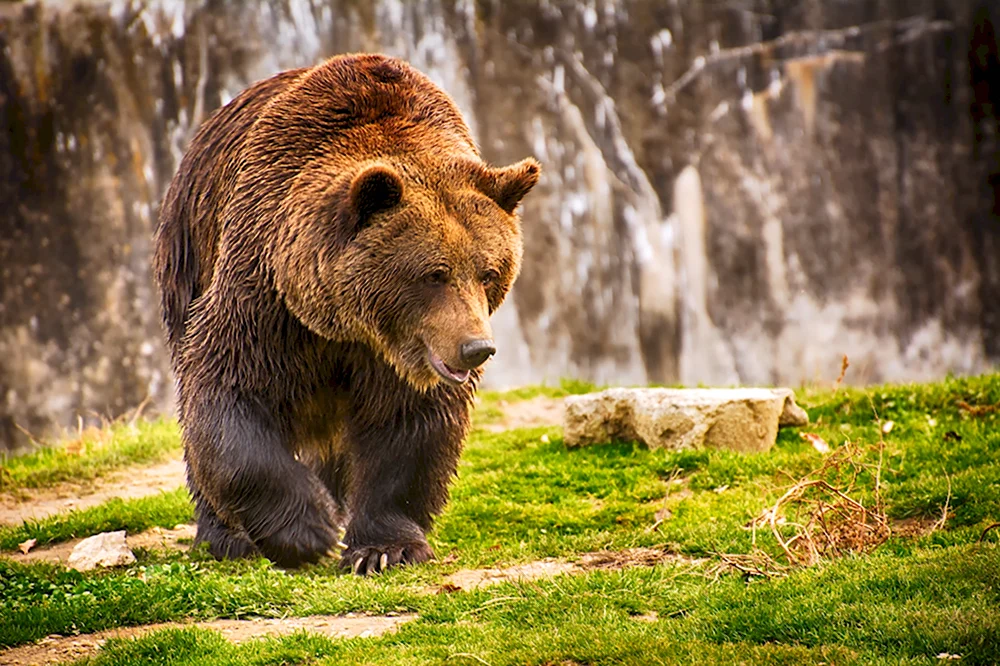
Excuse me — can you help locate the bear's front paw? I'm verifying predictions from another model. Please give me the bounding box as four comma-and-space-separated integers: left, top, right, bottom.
340, 541, 434, 575
256, 511, 339, 568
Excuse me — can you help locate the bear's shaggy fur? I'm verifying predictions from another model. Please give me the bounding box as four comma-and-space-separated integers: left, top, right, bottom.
153, 54, 539, 571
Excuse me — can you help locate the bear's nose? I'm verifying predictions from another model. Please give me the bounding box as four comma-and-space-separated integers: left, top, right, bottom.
459, 339, 496, 369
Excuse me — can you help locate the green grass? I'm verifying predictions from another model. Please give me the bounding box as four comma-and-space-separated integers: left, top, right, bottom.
0, 418, 180, 493
15, 544, 1000, 665
0, 374, 998, 665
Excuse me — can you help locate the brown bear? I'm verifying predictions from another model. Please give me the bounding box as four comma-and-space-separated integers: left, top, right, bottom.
152, 53, 539, 572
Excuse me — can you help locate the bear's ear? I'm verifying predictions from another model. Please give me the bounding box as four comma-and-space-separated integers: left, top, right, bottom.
344, 163, 404, 231
478, 158, 541, 214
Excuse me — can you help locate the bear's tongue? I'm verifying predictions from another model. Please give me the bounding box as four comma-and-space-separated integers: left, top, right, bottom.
428, 350, 471, 384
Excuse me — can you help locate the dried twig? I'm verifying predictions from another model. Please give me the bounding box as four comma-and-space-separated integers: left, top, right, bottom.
648, 467, 683, 533
979, 523, 1000, 544
127, 394, 153, 427
709, 551, 787, 580
931, 473, 952, 532
956, 400, 998, 417
13, 423, 42, 449
834, 354, 850, 393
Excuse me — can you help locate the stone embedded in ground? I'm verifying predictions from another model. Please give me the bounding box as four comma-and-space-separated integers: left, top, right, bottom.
563, 388, 809, 453
66, 531, 136, 572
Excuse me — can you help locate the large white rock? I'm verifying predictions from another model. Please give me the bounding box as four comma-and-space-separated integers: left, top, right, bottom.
563, 388, 809, 453
67, 530, 136, 572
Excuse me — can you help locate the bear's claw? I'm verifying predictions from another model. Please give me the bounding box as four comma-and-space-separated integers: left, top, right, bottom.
341, 541, 434, 575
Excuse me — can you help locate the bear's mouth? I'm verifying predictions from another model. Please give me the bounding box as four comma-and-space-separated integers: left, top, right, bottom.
427, 349, 471, 385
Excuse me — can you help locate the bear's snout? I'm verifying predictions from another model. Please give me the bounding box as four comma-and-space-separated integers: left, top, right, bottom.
426, 336, 494, 385
458, 338, 496, 369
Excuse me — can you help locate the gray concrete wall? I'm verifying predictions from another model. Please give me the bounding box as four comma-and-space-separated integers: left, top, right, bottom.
1, 0, 998, 448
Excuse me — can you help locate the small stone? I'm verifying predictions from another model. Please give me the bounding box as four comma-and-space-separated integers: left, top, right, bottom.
67, 531, 136, 572
563, 388, 809, 453
777, 393, 810, 427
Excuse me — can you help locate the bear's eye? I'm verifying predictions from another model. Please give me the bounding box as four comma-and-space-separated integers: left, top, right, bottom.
425, 269, 450, 285
480, 269, 500, 286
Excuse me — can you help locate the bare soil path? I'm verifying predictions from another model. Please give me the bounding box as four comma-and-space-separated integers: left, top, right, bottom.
439, 547, 706, 591
0, 458, 187, 526
483, 396, 565, 432
0, 614, 414, 666
6, 524, 196, 564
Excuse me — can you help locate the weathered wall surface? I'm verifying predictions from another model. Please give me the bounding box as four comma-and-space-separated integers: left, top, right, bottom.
1, 0, 998, 448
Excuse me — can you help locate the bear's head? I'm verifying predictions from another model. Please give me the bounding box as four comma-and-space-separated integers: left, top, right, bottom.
275, 155, 540, 390
253, 54, 540, 389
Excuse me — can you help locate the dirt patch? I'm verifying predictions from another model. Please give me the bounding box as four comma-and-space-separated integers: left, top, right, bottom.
484, 396, 565, 432
4, 524, 196, 565
578, 547, 707, 570
443, 559, 576, 590
439, 547, 704, 591
0, 614, 413, 666
0, 457, 187, 526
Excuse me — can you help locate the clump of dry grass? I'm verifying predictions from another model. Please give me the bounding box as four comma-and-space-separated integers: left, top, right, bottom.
748, 440, 891, 567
